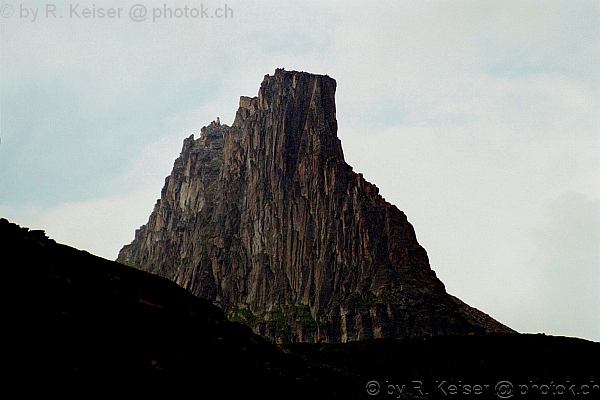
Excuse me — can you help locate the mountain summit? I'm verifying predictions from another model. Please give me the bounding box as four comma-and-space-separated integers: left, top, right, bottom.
118, 69, 514, 342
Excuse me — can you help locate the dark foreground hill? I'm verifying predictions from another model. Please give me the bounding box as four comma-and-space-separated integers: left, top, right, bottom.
3, 218, 361, 396
5, 217, 597, 398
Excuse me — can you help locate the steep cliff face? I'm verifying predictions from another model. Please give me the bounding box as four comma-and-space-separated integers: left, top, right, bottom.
118, 69, 514, 342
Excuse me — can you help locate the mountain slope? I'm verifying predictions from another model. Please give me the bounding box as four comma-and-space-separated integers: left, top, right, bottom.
3, 217, 362, 396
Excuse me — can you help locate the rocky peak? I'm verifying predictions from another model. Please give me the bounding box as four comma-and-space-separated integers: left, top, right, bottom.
118, 69, 514, 342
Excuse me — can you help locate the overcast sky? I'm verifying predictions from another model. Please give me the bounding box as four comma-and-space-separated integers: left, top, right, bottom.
1, 0, 598, 342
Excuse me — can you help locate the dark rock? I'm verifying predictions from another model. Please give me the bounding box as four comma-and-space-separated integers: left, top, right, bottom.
118, 69, 515, 342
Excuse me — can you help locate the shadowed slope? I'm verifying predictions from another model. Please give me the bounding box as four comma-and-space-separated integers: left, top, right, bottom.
4, 218, 362, 396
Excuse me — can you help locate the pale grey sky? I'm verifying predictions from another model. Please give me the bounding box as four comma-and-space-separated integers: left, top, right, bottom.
1, 0, 598, 341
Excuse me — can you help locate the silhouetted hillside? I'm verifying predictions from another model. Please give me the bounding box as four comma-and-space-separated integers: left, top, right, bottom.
5, 217, 597, 398
3, 218, 362, 397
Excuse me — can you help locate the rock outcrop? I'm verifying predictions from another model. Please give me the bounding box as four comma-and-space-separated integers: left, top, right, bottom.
118, 69, 514, 342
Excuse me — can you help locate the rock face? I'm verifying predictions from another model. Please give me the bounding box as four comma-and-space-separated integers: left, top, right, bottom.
118, 69, 514, 343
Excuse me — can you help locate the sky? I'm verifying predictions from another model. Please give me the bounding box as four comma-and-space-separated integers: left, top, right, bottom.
1, 0, 598, 341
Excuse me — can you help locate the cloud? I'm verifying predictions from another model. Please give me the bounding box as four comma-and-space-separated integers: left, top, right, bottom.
23, 188, 159, 259
1, 133, 184, 259
526, 193, 600, 340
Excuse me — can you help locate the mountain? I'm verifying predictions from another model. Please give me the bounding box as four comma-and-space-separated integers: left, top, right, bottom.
118, 68, 514, 343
